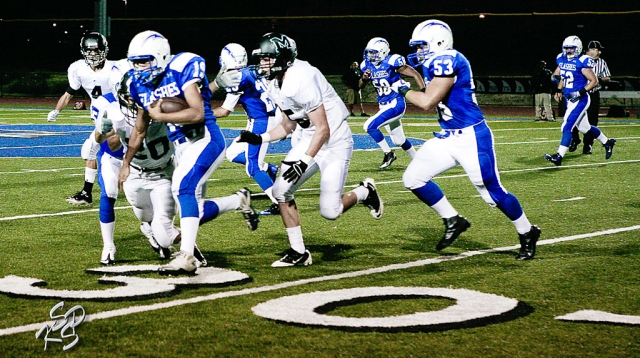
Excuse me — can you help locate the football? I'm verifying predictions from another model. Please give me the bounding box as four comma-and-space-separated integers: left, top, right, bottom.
150, 97, 189, 113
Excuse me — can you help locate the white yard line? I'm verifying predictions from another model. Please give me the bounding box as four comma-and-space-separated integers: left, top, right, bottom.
1, 224, 637, 337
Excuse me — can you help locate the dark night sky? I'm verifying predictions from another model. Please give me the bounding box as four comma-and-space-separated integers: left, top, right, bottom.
1, 1, 639, 76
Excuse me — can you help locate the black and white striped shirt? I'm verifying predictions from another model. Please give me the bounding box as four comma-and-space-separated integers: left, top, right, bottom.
590, 57, 611, 93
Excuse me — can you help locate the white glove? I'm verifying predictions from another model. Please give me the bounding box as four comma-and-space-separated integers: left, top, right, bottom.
47, 110, 59, 122
215, 64, 242, 89
96, 115, 113, 134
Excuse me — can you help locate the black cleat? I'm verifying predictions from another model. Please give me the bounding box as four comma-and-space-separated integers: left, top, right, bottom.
192, 244, 208, 267
568, 138, 581, 152
516, 225, 541, 260
583, 144, 592, 154
66, 190, 92, 206
361, 178, 383, 219
379, 151, 397, 169
259, 203, 280, 216
272, 248, 312, 267
237, 188, 259, 231
604, 138, 616, 159
436, 215, 471, 251
544, 153, 563, 166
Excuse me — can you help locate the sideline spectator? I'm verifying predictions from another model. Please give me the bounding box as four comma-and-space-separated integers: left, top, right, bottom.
341, 61, 368, 117
532, 60, 555, 121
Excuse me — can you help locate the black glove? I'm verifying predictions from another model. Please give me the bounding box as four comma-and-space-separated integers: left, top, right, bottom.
282, 160, 309, 184
237, 130, 262, 145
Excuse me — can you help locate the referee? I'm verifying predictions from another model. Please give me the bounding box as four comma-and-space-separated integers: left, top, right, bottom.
569, 40, 611, 154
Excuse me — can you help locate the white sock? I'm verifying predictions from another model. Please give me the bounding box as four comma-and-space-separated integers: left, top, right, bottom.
286, 226, 305, 254
351, 185, 369, 202
377, 140, 391, 153
596, 133, 608, 144
100, 221, 116, 250
210, 194, 242, 214
512, 213, 532, 235
431, 197, 458, 219
85, 167, 97, 184
178, 217, 199, 255
557, 145, 569, 157
405, 147, 417, 158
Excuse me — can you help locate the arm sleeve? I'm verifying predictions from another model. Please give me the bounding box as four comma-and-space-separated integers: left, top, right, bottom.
221, 93, 241, 112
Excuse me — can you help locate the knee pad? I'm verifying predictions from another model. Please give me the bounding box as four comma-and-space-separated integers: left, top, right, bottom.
319, 206, 342, 221
81, 135, 99, 160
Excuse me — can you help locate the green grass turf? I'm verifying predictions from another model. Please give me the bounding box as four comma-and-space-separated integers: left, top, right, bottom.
0, 107, 639, 357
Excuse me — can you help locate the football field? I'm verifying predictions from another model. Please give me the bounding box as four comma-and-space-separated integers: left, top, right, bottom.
0, 106, 639, 357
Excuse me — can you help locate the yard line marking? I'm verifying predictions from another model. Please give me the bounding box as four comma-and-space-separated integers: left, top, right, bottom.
553, 197, 586, 202
0, 206, 132, 221
0, 167, 82, 175
1, 224, 638, 337
0, 144, 81, 150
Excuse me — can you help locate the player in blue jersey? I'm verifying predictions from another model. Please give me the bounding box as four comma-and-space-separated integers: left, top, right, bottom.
117, 31, 259, 275
401, 19, 541, 260
544, 36, 616, 166
95, 60, 209, 266
360, 37, 425, 169
211, 43, 282, 216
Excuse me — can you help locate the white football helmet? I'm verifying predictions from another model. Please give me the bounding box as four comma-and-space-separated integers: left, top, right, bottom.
364, 37, 390, 65
562, 36, 582, 60
219, 43, 247, 70
127, 30, 171, 84
408, 19, 453, 66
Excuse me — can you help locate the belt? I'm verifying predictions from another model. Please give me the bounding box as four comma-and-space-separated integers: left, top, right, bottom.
130, 161, 170, 173
436, 121, 488, 138
173, 126, 205, 145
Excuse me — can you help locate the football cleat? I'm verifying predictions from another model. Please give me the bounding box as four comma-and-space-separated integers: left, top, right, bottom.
516, 225, 541, 260
158, 251, 197, 275
259, 203, 281, 216
100, 247, 116, 265
360, 178, 383, 219
272, 248, 312, 267
544, 153, 563, 166
140, 223, 171, 259
583, 144, 592, 154
237, 188, 260, 231
436, 215, 471, 251
379, 150, 397, 169
66, 190, 92, 206
568, 138, 581, 152
192, 244, 208, 267
604, 138, 616, 159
